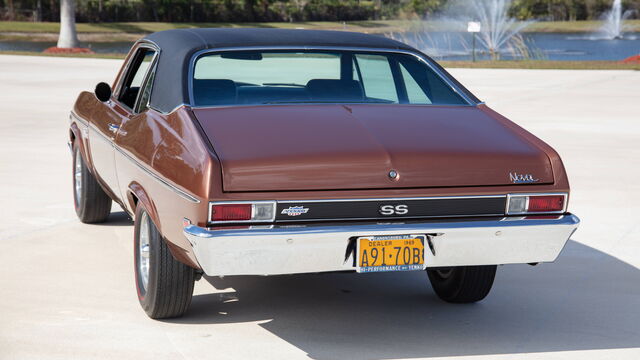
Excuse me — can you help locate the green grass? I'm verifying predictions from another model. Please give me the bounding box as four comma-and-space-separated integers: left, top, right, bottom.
1, 19, 639, 35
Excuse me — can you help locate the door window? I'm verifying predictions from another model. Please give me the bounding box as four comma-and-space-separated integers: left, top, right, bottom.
118, 48, 156, 110
135, 67, 156, 113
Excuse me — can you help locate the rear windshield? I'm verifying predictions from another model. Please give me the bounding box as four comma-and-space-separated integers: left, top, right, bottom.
192, 50, 468, 107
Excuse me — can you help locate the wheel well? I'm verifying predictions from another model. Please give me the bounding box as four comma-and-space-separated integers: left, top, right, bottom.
129, 192, 139, 210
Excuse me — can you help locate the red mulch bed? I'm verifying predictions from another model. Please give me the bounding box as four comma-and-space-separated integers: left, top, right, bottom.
43, 47, 95, 54
621, 55, 640, 64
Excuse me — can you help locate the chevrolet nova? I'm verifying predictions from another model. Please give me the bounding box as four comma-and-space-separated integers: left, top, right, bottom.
69, 28, 580, 319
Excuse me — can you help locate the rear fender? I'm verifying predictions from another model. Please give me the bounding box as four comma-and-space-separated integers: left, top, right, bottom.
127, 182, 160, 227
127, 182, 201, 269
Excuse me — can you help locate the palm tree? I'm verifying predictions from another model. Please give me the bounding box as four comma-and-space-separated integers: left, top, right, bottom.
57, 0, 79, 48
6, 0, 15, 20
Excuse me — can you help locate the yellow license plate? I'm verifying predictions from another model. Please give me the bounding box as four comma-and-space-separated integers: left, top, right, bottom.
356, 235, 425, 273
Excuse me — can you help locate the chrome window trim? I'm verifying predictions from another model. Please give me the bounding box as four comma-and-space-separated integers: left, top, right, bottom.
113, 41, 161, 113
189, 102, 475, 111
208, 200, 277, 224
505, 192, 568, 215
133, 52, 160, 114
148, 103, 191, 115
114, 41, 160, 98
187, 46, 478, 108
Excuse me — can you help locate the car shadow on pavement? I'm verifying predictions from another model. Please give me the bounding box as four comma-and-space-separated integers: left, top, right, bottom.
96, 211, 133, 227
167, 240, 640, 359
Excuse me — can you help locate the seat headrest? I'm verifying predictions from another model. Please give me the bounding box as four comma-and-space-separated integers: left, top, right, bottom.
193, 79, 237, 106
306, 79, 364, 101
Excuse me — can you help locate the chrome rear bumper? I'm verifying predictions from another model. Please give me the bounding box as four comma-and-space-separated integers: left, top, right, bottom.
183, 215, 580, 276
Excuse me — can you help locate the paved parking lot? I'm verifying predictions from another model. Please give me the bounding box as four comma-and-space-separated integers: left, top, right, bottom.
0, 55, 639, 359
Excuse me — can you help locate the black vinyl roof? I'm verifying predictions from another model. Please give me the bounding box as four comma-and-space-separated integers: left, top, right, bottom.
141, 28, 417, 113
139, 28, 477, 112
145, 28, 415, 53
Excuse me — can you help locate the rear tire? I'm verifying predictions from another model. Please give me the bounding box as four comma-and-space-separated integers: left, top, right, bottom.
134, 204, 195, 319
427, 265, 497, 303
72, 142, 112, 223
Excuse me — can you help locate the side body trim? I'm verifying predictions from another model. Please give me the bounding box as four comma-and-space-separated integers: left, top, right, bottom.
70, 110, 200, 204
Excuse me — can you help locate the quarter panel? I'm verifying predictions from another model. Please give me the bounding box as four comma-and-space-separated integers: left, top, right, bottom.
478, 104, 570, 190
114, 107, 214, 268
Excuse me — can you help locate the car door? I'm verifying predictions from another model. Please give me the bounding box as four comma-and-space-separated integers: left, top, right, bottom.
88, 46, 157, 202
112, 46, 159, 213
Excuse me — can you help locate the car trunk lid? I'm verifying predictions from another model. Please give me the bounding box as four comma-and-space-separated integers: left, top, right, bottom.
193, 104, 554, 192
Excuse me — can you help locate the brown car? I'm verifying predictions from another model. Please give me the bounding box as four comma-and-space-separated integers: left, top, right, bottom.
69, 28, 579, 319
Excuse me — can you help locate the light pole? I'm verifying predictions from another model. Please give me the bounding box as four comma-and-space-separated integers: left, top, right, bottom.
467, 21, 481, 62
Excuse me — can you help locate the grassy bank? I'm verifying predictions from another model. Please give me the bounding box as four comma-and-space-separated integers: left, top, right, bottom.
526, 20, 640, 33
1, 19, 639, 37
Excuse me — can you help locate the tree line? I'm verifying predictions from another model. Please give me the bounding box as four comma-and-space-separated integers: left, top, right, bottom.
1, 0, 639, 23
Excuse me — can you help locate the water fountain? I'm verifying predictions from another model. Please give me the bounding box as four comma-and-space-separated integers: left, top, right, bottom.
468, 0, 532, 59
600, 0, 633, 40
389, 0, 533, 60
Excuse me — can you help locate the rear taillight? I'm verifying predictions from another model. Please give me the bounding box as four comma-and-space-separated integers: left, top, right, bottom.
212, 204, 252, 221
209, 201, 275, 223
507, 193, 567, 215
527, 195, 565, 212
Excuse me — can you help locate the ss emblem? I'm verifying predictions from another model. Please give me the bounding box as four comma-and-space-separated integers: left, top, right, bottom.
379, 204, 408, 215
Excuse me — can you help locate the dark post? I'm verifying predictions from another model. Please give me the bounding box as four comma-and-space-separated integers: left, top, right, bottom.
472, 33, 476, 62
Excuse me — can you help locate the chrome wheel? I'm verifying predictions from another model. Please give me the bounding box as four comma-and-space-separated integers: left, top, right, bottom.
138, 212, 151, 292
74, 149, 83, 205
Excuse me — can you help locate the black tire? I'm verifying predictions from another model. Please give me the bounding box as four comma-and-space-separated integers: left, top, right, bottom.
72, 142, 112, 223
134, 204, 195, 319
427, 265, 497, 303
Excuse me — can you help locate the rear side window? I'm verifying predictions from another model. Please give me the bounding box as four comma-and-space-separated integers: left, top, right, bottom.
400, 65, 431, 104
354, 54, 399, 103
192, 50, 467, 107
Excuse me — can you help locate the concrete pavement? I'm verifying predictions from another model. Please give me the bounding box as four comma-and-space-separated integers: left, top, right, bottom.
0, 55, 639, 359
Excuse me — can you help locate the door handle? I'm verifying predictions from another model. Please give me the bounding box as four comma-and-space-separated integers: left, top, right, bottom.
108, 123, 120, 134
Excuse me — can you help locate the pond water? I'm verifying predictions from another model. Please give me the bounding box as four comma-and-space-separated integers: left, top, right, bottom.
390, 32, 640, 61
1, 32, 639, 61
